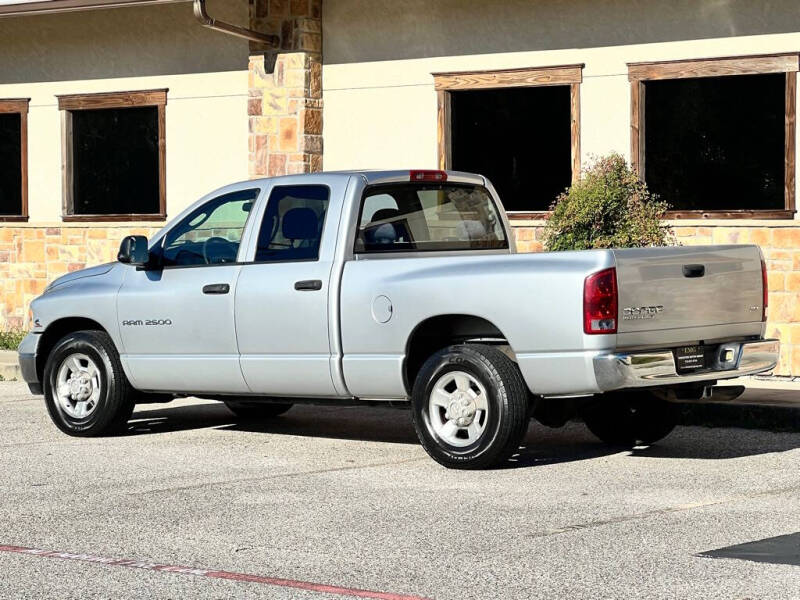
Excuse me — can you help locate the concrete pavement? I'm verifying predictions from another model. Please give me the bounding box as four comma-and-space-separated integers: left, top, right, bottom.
2, 380, 800, 599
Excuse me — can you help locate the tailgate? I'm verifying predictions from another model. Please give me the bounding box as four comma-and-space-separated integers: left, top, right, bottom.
613, 245, 764, 334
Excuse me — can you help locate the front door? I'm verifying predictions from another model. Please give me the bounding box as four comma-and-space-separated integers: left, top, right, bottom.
235, 183, 339, 397
117, 187, 260, 393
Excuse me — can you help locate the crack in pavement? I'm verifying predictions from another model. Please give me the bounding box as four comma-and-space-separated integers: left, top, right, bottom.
0, 397, 39, 405
528, 483, 800, 538
127, 456, 429, 496
0, 439, 72, 448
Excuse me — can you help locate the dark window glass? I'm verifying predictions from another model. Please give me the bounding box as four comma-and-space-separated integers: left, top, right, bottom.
161, 189, 257, 267
254, 185, 330, 262
0, 113, 22, 216
356, 183, 508, 253
645, 74, 785, 211
450, 86, 572, 212
71, 107, 159, 215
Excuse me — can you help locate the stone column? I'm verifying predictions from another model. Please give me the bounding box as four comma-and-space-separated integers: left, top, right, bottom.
248, 0, 322, 177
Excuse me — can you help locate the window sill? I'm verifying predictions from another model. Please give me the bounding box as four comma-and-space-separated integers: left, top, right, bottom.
505, 212, 551, 220
666, 210, 796, 220
505, 210, 798, 224
62, 214, 166, 223
0, 215, 29, 222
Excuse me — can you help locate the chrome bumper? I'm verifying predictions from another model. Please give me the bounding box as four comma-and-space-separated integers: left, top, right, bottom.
593, 339, 780, 392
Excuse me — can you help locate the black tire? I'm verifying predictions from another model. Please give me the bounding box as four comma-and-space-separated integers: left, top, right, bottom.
224, 400, 293, 419
582, 392, 679, 447
43, 330, 135, 437
411, 344, 529, 470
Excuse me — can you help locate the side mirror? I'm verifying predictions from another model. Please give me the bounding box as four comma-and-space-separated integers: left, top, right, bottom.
118, 235, 150, 266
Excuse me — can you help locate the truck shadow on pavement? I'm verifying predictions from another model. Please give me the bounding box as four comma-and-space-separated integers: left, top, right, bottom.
127, 401, 800, 469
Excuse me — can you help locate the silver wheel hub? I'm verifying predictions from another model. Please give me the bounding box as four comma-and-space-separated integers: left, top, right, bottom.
55, 353, 102, 419
445, 392, 477, 426
428, 371, 489, 448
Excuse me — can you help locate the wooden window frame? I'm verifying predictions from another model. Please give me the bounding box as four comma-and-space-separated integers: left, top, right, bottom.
0, 98, 30, 222
629, 53, 798, 220
433, 65, 583, 219
56, 89, 168, 222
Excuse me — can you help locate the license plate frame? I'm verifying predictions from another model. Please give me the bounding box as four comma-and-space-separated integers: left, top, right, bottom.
675, 345, 706, 373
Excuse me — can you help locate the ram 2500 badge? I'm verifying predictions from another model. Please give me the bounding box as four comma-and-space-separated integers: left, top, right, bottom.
18, 170, 782, 468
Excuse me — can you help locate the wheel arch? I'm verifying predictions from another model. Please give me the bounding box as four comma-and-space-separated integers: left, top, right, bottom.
403, 314, 514, 394
37, 317, 110, 382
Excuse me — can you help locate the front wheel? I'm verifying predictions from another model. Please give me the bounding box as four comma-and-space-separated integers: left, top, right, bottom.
411, 344, 530, 470
43, 330, 135, 437
582, 392, 679, 447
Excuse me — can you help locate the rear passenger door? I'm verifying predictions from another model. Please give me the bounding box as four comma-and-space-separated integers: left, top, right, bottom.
235, 182, 343, 397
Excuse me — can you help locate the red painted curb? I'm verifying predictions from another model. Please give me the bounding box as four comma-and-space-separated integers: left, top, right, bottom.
0, 544, 430, 600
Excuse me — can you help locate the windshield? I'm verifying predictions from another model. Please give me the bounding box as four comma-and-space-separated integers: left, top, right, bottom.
355, 183, 508, 253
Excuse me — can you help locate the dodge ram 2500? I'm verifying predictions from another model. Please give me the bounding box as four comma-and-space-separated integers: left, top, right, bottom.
18, 170, 781, 468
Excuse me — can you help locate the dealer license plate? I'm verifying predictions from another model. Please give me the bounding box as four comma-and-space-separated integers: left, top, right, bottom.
675, 345, 706, 373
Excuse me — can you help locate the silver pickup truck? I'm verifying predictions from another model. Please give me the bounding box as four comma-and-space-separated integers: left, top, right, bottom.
19, 170, 781, 468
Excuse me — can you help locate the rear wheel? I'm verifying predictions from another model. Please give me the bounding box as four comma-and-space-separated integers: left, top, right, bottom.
582, 392, 679, 447
224, 400, 293, 419
411, 344, 529, 470
43, 330, 135, 436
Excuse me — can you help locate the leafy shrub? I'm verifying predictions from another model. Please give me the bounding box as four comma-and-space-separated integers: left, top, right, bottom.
543, 153, 674, 251
0, 329, 26, 351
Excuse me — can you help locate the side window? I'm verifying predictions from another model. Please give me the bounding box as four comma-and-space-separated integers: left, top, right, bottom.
254, 185, 330, 262
161, 188, 258, 267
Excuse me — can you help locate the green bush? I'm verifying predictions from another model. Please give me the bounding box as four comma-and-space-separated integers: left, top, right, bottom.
543, 153, 674, 251
0, 330, 26, 351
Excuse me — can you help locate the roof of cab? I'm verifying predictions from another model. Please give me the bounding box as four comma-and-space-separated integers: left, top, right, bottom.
247, 169, 486, 187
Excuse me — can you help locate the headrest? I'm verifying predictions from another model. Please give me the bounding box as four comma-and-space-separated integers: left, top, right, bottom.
282, 207, 318, 240
371, 208, 401, 223
369, 223, 398, 244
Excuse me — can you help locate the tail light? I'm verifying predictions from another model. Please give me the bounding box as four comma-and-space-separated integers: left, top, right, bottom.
761, 259, 768, 322
410, 170, 447, 182
584, 267, 618, 335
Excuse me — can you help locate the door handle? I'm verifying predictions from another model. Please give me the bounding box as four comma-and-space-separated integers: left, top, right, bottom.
294, 279, 322, 291
203, 283, 230, 294
682, 264, 705, 278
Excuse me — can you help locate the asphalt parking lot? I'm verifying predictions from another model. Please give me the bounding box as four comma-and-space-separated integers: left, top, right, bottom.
2, 380, 800, 600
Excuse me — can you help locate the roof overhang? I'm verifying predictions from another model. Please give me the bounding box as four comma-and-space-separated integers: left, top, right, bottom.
0, 0, 187, 17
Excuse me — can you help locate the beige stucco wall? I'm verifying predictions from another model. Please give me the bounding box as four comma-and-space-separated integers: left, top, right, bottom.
0, 0, 250, 222
321, 0, 800, 207
321, 0, 800, 378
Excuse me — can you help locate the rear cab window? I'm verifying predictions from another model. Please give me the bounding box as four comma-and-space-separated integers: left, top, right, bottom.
355, 183, 508, 253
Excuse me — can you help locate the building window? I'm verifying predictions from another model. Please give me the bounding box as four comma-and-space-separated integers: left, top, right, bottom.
0, 99, 29, 221
57, 89, 167, 221
629, 54, 798, 219
434, 65, 582, 217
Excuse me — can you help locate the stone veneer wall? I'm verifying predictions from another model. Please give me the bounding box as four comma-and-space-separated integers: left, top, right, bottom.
247, 0, 322, 177
0, 225, 160, 330
512, 223, 800, 377
1, 220, 798, 377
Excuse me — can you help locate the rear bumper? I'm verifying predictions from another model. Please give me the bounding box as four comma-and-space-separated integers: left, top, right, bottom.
17, 332, 42, 395
593, 339, 780, 392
